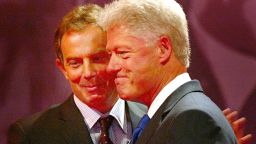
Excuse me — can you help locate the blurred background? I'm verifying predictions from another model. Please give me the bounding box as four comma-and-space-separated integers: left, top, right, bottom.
0, 0, 255, 143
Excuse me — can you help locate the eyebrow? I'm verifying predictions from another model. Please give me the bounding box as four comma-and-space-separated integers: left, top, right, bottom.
89, 50, 108, 56
66, 57, 81, 62
64, 48, 108, 61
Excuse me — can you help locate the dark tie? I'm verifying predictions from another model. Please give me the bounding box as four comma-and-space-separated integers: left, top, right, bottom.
132, 114, 150, 144
99, 116, 113, 144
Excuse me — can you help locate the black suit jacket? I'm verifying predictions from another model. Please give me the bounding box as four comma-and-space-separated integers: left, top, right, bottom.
8, 96, 146, 144
136, 80, 237, 144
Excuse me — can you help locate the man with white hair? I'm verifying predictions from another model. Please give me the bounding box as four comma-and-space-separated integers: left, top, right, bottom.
98, 0, 239, 143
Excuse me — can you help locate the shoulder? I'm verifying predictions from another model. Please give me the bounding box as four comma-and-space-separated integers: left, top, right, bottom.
28, 103, 62, 129
174, 91, 223, 117
170, 91, 230, 129
161, 93, 237, 143
8, 103, 61, 144
164, 108, 237, 143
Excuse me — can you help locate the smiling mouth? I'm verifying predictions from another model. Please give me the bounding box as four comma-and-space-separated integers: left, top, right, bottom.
86, 86, 98, 92
80, 84, 102, 92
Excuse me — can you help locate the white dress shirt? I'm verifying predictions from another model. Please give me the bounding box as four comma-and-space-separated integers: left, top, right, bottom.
147, 73, 191, 118
74, 96, 132, 144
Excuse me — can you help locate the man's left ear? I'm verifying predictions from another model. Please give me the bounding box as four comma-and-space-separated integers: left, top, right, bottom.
158, 35, 172, 64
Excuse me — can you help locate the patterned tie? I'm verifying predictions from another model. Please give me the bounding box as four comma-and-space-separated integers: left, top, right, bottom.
132, 114, 150, 144
99, 116, 113, 144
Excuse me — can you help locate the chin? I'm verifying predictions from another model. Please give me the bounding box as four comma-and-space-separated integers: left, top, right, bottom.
117, 92, 135, 101
92, 93, 107, 99
118, 94, 128, 100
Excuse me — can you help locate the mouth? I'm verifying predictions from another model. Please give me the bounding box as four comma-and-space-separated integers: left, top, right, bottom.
86, 85, 98, 91
80, 84, 103, 92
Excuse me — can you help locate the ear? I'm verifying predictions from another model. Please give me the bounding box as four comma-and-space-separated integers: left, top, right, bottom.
157, 35, 172, 64
56, 58, 69, 80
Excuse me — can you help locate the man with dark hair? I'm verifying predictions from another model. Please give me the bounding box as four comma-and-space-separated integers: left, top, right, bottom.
8, 4, 146, 144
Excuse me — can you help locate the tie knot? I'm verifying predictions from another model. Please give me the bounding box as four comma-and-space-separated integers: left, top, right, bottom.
99, 116, 113, 132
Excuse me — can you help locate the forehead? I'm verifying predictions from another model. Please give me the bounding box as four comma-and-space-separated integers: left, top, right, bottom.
107, 25, 127, 39
61, 24, 106, 55
106, 25, 149, 50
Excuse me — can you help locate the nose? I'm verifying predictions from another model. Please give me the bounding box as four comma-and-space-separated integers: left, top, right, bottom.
82, 61, 96, 79
107, 54, 121, 75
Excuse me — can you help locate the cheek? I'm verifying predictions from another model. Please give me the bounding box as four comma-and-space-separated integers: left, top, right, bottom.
130, 61, 157, 87
125, 57, 151, 76
127, 51, 155, 72
66, 69, 83, 84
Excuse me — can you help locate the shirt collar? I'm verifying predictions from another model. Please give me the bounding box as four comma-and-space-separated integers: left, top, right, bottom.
73, 96, 128, 133
147, 72, 191, 118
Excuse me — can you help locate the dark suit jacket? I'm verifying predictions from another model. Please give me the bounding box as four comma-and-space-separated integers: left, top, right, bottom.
136, 80, 237, 144
8, 96, 146, 144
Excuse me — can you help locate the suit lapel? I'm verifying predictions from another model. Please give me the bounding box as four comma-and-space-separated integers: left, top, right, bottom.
56, 97, 147, 144
136, 80, 203, 144
162, 80, 203, 114
58, 96, 93, 144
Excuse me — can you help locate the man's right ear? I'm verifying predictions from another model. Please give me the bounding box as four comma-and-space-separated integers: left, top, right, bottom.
56, 58, 69, 80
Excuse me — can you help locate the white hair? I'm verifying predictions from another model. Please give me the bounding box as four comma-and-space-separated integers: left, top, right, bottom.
97, 0, 191, 67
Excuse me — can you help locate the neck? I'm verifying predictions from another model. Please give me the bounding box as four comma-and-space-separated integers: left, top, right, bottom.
88, 90, 119, 114
143, 64, 187, 108
92, 97, 118, 114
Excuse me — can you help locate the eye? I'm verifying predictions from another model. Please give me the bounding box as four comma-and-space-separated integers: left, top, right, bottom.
116, 51, 129, 59
67, 59, 82, 69
116, 51, 127, 55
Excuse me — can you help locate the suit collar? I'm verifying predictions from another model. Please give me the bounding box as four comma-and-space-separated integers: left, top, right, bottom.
59, 95, 82, 121
74, 95, 129, 133
136, 80, 203, 144
58, 95, 148, 143
58, 95, 93, 144
162, 80, 203, 115
148, 73, 191, 118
